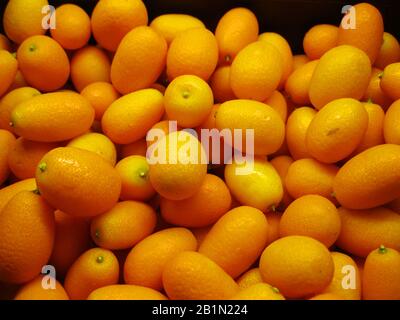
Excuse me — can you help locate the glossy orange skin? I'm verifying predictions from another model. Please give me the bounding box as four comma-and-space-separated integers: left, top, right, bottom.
0, 178, 37, 213
0, 50, 18, 97
363, 68, 393, 110
0, 129, 15, 185
14, 275, 69, 300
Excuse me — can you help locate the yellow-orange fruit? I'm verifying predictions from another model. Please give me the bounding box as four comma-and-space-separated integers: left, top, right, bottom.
353, 102, 385, 154
150, 14, 205, 45
309, 45, 371, 109
14, 275, 69, 300
162, 251, 239, 300
231, 283, 285, 300
3, 0, 48, 44
230, 41, 283, 101
167, 28, 218, 81
164, 75, 214, 128
71, 46, 111, 92
284, 60, 318, 105
111, 26, 167, 94
375, 32, 400, 69
102, 89, 164, 145
363, 246, 400, 300
336, 207, 400, 257
50, 4, 91, 50
148, 131, 207, 201
322, 252, 362, 300
210, 66, 237, 103
259, 235, 334, 298
81, 82, 120, 121
337, 2, 384, 64
279, 195, 341, 248
67, 132, 117, 166
0, 50, 18, 97
17, 35, 70, 92
161, 174, 231, 228
306, 98, 369, 163
0, 129, 15, 185
285, 158, 338, 202
286, 107, 317, 160
64, 248, 119, 300
215, 8, 259, 65
380, 62, 400, 101
333, 144, 400, 209
36, 147, 121, 217
292, 54, 310, 70
91, 201, 157, 250
88, 285, 168, 300
116, 155, 156, 201
8, 138, 58, 179
0, 191, 55, 284
91, 0, 148, 52
199, 206, 268, 278
263, 90, 288, 123
236, 268, 264, 289
225, 158, 283, 212
7, 70, 29, 93
363, 68, 393, 110
264, 211, 282, 246
124, 228, 197, 291
11, 92, 94, 142
259, 32, 293, 88
216, 99, 285, 156
0, 87, 40, 133
0, 178, 36, 213
49, 211, 91, 278
303, 24, 338, 60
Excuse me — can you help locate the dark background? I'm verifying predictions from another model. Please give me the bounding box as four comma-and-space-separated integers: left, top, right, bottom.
1, 0, 400, 53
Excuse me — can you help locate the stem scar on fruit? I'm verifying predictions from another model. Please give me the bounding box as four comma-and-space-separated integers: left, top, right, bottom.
32, 189, 41, 195
96, 256, 104, 264
378, 245, 387, 254
29, 44, 36, 52
38, 162, 47, 172
182, 91, 190, 99
94, 229, 100, 239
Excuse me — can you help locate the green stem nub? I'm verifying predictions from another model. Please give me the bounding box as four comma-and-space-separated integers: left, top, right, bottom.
378, 72, 384, 79
271, 286, 280, 294
182, 91, 190, 99
32, 189, 41, 195
29, 44, 36, 52
378, 245, 387, 254
96, 256, 104, 264
38, 162, 47, 172
139, 170, 147, 178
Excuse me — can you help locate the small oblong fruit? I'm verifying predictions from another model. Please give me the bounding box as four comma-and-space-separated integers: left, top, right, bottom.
375, 32, 400, 70
124, 228, 197, 291
0, 191, 55, 284
337, 2, 384, 64
236, 268, 264, 289
64, 248, 119, 300
88, 285, 167, 300
363, 246, 400, 300
17, 35, 70, 92
380, 62, 400, 101
0, 50, 18, 97
0, 178, 36, 213
162, 251, 239, 300
333, 144, 400, 209
3, 0, 48, 44
91, 201, 157, 250
215, 7, 259, 65
225, 158, 283, 212
111, 26, 167, 94
303, 24, 338, 60
230, 41, 282, 101
150, 14, 205, 45
259, 235, 334, 298
279, 195, 341, 248
384, 100, 400, 144
336, 207, 400, 257
199, 206, 268, 278
14, 275, 69, 300
36, 147, 121, 217
102, 89, 164, 145
216, 99, 285, 156
363, 68, 393, 110
309, 45, 371, 109
167, 28, 218, 81
306, 98, 369, 163
160, 174, 232, 228
148, 131, 207, 201
11, 92, 94, 142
